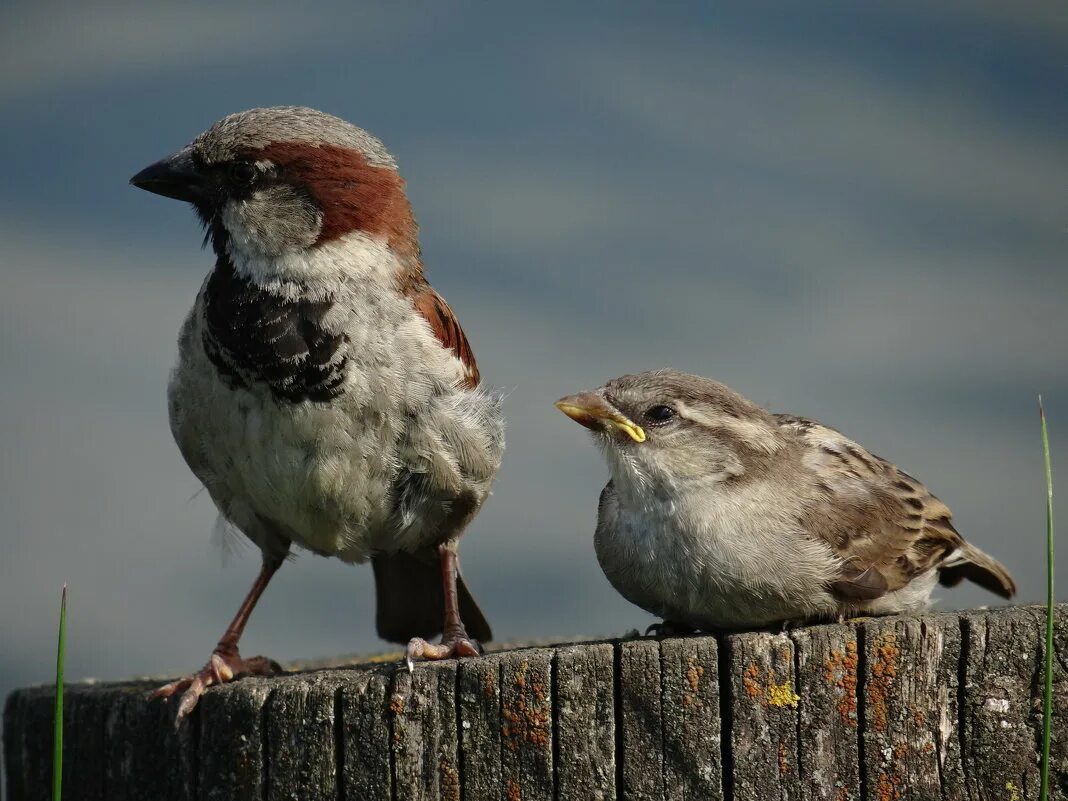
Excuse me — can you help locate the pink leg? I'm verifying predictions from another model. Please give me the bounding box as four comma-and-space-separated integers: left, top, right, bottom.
405, 546, 482, 669
150, 555, 283, 726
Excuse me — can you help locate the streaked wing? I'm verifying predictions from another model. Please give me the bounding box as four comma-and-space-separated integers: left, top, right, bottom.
777, 414, 961, 600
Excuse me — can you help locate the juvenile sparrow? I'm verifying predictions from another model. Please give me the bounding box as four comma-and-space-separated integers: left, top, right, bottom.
556, 370, 1014, 632
131, 106, 503, 722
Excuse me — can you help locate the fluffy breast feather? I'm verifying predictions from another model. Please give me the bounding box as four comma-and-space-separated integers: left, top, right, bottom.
169, 236, 504, 562
595, 474, 842, 629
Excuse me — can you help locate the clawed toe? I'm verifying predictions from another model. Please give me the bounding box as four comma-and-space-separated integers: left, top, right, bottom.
406, 634, 483, 671
645, 620, 697, 638
149, 650, 281, 727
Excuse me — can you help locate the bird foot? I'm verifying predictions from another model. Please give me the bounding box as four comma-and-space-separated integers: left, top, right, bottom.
645, 620, 697, 638
406, 632, 483, 672
149, 648, 282, 727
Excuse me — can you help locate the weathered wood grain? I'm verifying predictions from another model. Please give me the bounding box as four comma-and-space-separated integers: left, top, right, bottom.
660, 635, 722, 800
618, 638, 665, 801
338, 667, 393, 801
728, 630, 801, 801
554, 642, 616, 801
1047, 605, 1068, 801
859, 614, 963, 801
458, 654, 503, 800
3, 689, 25, 801
960, 606, 1068, 801
391, 659, 461, 801
198, 676, 270, 801
58, 685, 109, 801
499, 649, 553, 801
792, 623, 860, 801
107, 682, 196, 801
5, 605, 1067, 801
264, 673, 337, 801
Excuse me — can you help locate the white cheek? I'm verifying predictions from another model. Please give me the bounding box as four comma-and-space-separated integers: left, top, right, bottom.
220, 200, 258, 254
220, 193, 323, 261
226, 228, 401, 295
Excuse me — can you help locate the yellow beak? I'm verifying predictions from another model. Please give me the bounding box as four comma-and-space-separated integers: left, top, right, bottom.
554, 392, 647, 443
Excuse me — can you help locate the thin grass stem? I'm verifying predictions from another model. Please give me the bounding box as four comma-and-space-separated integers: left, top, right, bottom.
52, 583, 67, 801
1039, 397, 1054, 801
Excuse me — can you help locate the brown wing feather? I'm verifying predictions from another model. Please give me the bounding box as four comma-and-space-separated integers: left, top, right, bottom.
780, 415, 983, 601
408, 285, 480, 388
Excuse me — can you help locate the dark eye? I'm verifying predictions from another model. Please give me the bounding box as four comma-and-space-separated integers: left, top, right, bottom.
644, 405, 676, 424
228, 161, 256, 184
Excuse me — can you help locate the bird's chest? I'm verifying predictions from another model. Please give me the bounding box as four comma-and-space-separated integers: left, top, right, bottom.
169, 269, 435, 557
598, 498, 726, 607
596, 482, 837, 629
201, 262, 351, 403
172, 345, 399, 557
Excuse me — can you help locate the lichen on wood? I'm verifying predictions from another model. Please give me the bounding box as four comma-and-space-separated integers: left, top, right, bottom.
4, 605, 1066, 801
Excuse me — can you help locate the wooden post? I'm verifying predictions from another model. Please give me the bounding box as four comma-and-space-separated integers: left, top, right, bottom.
4, 605, 1067, 800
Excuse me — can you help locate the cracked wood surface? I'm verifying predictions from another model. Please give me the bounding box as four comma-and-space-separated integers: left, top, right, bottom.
4, 605, 1067, 800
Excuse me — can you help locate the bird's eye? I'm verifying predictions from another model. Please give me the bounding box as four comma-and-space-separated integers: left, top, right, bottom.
644, 405, 676, 424
228, 161, 256, 184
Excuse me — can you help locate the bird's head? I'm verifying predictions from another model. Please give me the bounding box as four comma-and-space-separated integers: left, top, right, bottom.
556, 369, 785, 489
130, 106, 418, 276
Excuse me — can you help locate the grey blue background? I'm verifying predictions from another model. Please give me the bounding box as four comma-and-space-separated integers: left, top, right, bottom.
2, 0, 1066, 723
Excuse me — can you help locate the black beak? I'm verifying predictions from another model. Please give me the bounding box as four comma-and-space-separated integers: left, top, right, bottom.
130, 148, 206, 203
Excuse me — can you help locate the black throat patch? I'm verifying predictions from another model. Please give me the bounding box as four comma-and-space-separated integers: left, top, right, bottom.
202, 259, 348, 403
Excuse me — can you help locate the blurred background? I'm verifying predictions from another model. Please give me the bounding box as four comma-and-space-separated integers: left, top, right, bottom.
1, 0, 1066, 727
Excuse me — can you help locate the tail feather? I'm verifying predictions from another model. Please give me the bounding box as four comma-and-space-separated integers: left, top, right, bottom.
372, 550, 492, 644
939, 542, 1016, 599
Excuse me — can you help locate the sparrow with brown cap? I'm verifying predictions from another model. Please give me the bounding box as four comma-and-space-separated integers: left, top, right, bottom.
131, 106, 503, 723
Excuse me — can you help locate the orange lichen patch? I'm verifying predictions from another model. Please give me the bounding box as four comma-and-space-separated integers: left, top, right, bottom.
743, 663, 763, 699
513, 663, 528, 689
876, 771, 903, 801
912, 708, 926, 728
824, 641, 859, 727
867, 634, 899, 733
501, 700, 551, 750
483, 670, 496, 699
778, 742, 791, 776
893, 743, 908, 760
506, 777, 521, 801
687, 658, 704, 693
835, 787, 849, 801
778, 644, 793, 669
389, 693, 405, 715
683, 657, 705, 709
439, 761, 460, 801
501, 666, 551, 752
921, 742, 935, 755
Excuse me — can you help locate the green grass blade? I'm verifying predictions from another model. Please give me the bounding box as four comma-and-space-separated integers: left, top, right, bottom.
53, 583, 67, 801
1039, 397, 1054, 801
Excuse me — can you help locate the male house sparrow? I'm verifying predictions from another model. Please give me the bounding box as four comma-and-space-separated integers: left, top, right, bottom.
131, 106, 503, 722
556, 369, 1014, 631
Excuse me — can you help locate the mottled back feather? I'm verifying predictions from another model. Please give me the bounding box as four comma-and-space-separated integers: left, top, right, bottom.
776, 414, 1014, 600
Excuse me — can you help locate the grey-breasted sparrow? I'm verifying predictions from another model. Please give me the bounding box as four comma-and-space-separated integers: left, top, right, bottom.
556, 369, 1013, 631
131, 107, 503, 722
